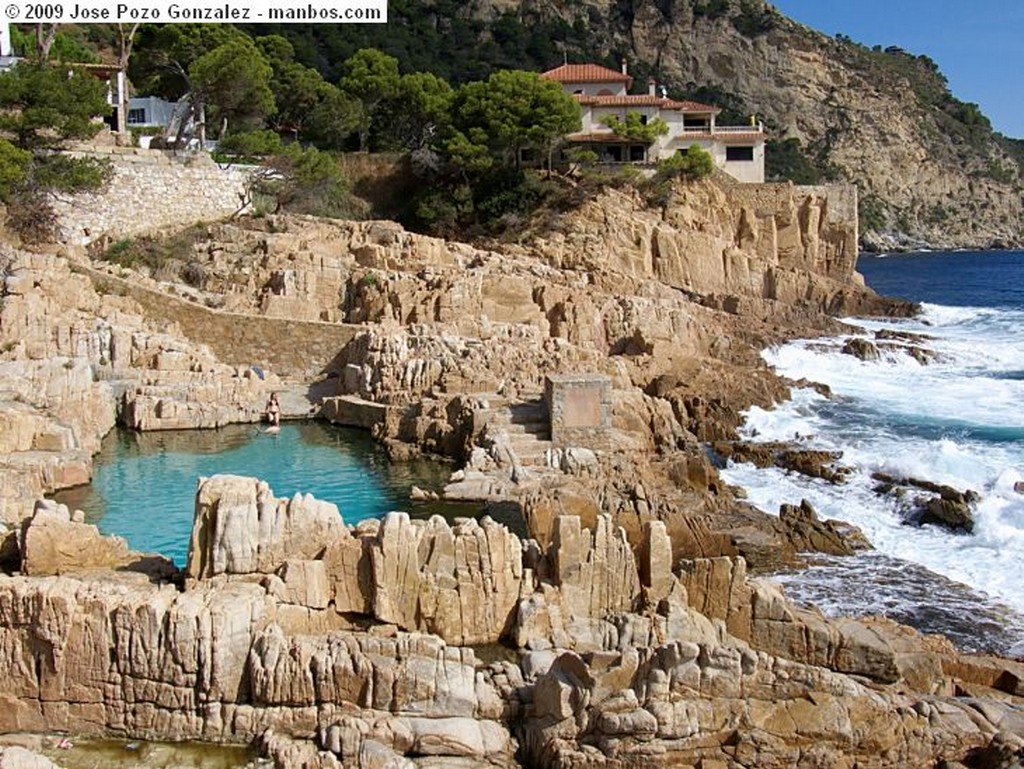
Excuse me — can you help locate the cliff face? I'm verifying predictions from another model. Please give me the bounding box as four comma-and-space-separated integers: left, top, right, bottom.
479, 0, 1024, 250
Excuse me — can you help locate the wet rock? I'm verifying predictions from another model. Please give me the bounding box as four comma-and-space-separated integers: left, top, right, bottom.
872, 473, 978, 534
875, 328, 935, 344
718, 441, 850, 483
778, 499, 872, 555
841, 337, 880, 360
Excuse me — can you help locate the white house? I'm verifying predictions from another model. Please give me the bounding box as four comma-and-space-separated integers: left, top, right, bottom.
126, 96, 177, 129
540, 62, 766, 183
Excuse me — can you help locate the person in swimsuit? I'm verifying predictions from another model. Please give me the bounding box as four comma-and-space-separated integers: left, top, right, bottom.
265, 392, 281, 426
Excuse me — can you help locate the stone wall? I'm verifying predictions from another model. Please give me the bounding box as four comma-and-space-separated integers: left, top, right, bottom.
73, 262, 360, 380
52, 147, 252, 246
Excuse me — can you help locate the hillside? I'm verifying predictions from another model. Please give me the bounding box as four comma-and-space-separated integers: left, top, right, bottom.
251, 0, 1024, 250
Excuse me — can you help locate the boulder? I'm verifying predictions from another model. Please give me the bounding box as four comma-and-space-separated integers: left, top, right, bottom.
841, 337, 880, 361
186, 475, 345, 579
0, 747, 64, 769
20, 499, 136, 576
872, 473, 978, 534
778, 498, 872, 555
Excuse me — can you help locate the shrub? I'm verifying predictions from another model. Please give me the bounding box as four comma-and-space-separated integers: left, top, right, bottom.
214, 130, 284, 162
6, 192, 57, 244
657, 144, 715, 180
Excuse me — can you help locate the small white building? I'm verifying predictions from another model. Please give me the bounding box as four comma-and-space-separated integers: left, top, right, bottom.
126, 96, 177, 129
540, 62, 766, 183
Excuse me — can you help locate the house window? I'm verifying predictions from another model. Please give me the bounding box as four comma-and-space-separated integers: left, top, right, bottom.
639, 114, 648, 125
127, 108, 146, 125
726, 145, 755, 162
629, 145, 646, 161
684, 117, 709, 128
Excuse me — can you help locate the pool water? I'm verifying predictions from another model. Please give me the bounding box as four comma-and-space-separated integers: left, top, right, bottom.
55, 422, 456, 567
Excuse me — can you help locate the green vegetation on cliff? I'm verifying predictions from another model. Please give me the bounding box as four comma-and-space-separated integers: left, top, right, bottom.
11, 0, 1024, 247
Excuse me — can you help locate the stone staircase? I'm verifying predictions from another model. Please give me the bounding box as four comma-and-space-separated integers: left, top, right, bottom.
486, 396, 553, 470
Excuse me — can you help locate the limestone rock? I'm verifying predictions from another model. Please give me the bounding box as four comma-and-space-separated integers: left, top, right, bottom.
20, 499, 136, 576
186, 475, 345, 579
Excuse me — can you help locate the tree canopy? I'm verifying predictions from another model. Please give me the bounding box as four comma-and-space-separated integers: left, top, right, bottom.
190, 38, 275, 135
0, 61, 113, 241
601, 112, 670, 145
340, 48, 400, 152
449, 70, 581, 171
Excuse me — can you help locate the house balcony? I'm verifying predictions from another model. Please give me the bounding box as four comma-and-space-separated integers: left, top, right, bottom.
679, 123, 766, 140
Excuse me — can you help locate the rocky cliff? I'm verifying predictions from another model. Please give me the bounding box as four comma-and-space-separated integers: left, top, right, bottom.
471, 0, 1024, 250
8, 173, 1018, 767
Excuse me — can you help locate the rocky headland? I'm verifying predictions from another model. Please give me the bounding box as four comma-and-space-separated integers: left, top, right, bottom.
2, 176, 1022, 768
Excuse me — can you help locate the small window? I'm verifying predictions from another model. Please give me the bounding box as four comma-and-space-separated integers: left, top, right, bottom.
639, 114, 648, 125
629, 145, 646, 161
127, 108, 146, 125
726, 145, 755, 162
684, 117, 709, 128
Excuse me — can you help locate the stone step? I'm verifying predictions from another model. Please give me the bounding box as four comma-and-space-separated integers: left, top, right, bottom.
496, 420, 549, 437
504, 432, 554, 467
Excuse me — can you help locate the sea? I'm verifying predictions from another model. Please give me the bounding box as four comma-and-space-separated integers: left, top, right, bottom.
720, 249, 1024, 657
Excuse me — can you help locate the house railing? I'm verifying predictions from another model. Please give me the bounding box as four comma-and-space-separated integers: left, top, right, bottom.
679, 123, 765, 136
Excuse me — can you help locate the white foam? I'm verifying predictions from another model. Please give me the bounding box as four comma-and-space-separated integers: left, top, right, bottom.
727, 307, 1024, 632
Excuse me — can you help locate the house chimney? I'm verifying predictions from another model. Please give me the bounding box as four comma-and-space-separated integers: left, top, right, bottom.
621, 58, 628, 76
648, 77, 657, 97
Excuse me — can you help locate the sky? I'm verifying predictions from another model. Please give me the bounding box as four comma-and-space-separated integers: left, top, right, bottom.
770, 0, 1024, 139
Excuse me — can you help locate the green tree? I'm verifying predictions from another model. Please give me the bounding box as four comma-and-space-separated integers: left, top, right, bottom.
215, 129, 283, 160
0, 140, 31, 201
304, 83, 359, 150
449, 70, 581, 171
248, 145, 349, 217
128, 24, 247, 100
601, 111, 669, 160
190, 38, 275, 137
653, 144, 715, 182
376, 71, 454, 151
340, 48, 400, 152
258, 35, 328, 141
0, 62, 112, 241
0, 61, 111, 150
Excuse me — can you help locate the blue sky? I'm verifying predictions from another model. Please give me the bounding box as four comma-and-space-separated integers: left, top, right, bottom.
770, 1, 1024, 138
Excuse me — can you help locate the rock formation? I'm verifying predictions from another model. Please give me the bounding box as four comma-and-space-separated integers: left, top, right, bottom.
0, 477, 1022, 768
2, 174, 1021, 767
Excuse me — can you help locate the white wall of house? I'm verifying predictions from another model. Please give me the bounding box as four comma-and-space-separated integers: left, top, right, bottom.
127, 96, 177, 128
722, 143, 766, 183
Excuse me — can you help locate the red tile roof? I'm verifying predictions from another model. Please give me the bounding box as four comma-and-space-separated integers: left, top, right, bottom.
541, 63, 633, 87
576, 93, 720, 113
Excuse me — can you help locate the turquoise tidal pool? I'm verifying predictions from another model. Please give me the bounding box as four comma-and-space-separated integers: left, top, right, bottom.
55, 422, 456, 567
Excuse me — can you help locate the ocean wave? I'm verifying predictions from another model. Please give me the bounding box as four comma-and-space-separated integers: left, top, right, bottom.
729, 299, 1024, 650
